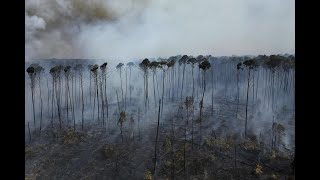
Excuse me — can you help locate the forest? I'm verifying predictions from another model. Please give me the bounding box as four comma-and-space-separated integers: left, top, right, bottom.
25, 54, 295, 180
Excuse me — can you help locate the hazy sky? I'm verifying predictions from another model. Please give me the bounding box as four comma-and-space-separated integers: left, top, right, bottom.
25, 0, 295, 61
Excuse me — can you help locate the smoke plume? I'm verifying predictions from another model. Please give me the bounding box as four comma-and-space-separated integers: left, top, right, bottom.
25, 0, 295, 61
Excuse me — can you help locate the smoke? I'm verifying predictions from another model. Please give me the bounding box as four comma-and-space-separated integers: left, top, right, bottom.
25, 0, 294, 61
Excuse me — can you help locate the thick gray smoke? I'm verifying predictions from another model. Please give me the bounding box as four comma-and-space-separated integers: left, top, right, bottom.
25, 0, 294, 61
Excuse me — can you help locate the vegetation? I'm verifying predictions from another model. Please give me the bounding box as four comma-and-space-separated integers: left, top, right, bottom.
25, 54, 295, 179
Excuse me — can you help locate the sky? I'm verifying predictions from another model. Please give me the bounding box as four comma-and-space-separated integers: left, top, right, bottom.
25, 0, 295, 61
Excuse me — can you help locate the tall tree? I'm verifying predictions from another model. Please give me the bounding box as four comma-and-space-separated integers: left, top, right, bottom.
116, 63, 125, 109
150, 61, 161, 108
90, 64, 99, 124
236, 62, 243, 119
100, 62, 108, 120
118, 111, 126, 143
179, 55, 189, 101
243, 59, 258, 138
26, 65, 36, 128
127, 62, 135, 105
139, 59, 150, 112
198, 59, 211, 145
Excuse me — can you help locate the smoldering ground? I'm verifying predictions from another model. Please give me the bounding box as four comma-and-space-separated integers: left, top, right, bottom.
25, 55, 294, 179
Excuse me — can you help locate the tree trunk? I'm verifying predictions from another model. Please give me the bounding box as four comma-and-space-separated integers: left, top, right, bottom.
180, 63, 186, 101
125, 68, 127, 111
28, 122, 32, 142
81, 73, 84, 130
161, 71, 165, 119
31, 80, 36, 128
38, 75, 43, 136
154, 99, 161, 174
245, 69, 251, 138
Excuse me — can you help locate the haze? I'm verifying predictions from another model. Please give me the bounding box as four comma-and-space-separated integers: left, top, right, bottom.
25, 0, 295, 61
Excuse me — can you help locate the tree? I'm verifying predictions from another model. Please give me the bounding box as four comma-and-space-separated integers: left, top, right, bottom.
35, 65, 44, 135
26, 66, 36, 128
127, 62, 135, 105
272, 122, 285, 151
167, 58, 176, 101
153, 99, 161, 174
96, 64, 106, 127
90, 64, 99, 124
118, 111, 126, 143
184, 96, 193, 172
149, 61, 161, 108
265, 55, 283, 111
87, 65, 93, 105
179, 55, 189, 101
187, 58, 197, 99
64, 66, 71, 125
50, 65, 64, 129
139, 59, 151, 112
196, 55, 205, 99
116, 63, 125, 110
236, 62, 243, 119
160, 61, 169, 118
100, 62, 109, 120
75, 64, 85, 130
198, 59, 211, 145
243, 59, 258, 138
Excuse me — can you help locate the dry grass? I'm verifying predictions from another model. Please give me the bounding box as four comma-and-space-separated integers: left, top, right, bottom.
144, 170, 153, 180
204, 137, 234, 150
240, 139, 261, 151
25, 144, 46, 158
255, 164, 263, 175
62, 129, 84, 145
